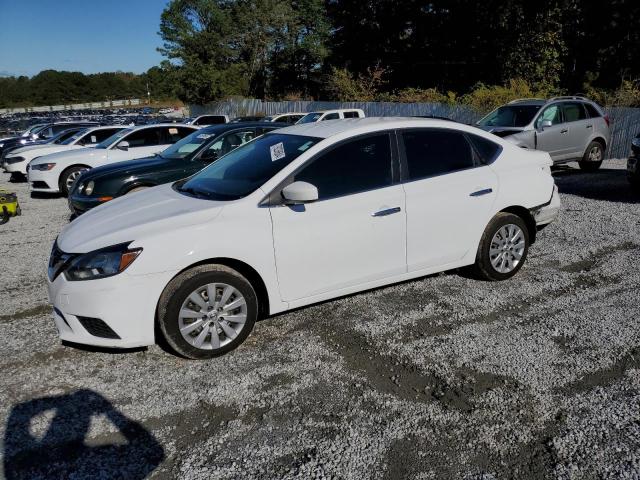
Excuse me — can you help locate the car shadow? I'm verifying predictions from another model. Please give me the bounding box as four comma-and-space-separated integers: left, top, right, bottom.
3, 389, 164, 480
552, 164, 640, 204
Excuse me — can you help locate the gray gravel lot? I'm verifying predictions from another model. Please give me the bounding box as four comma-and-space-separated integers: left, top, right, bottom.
0, 159, 639, 479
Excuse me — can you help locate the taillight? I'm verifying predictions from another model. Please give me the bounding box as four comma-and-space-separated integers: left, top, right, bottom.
604, 114, 610, 127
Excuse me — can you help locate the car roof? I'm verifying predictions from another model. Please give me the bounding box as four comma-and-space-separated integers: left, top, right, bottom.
129, 123, 198, 130
276, 117, 467, 139
198, 121, 288, 133
305, 108, 364, 115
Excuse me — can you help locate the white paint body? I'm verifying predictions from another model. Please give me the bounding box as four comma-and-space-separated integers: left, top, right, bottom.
4, 126, 127, 175
27, 124, 198, 193
48, 118, 560, 348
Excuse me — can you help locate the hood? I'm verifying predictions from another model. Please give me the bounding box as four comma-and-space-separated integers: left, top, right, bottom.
477, 126, 526, 138
29, 146, 105, 165
58, 183, 224, 253
7, 144, 83, 158
80, 155, 178, 182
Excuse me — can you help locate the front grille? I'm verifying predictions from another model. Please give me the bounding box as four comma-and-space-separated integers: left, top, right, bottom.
48, 242, 78, 281
6, 156, 24, 165
77, 316, 121, 339
32, 180, 50, 189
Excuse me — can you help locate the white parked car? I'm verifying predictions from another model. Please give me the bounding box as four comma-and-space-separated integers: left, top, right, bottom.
297, 108, 365, 124
28, 124, 198, 196
48, 118, 560, 358
263, 113, 306, 124
4, 126, 126, 176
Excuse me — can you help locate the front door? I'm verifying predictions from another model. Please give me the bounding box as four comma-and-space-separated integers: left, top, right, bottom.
270, 133, 406, 302
535, 104, 572, 161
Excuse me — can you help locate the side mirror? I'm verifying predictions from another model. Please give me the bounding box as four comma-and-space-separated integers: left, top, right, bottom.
116, 140, 129, 151
281, 181, 318, 204
539, 119, 553, 130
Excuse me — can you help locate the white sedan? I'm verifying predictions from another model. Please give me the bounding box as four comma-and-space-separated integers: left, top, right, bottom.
48, 118, 560, 358
4, 126, 126, 176
28, 124, 199, 196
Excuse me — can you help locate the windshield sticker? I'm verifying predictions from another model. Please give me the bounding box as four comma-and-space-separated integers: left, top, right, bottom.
270, 142, 286, 162
169, 128, 178, 135
197, 133, 213, 139
90, 135, 97, 143
298, 141, 314, 152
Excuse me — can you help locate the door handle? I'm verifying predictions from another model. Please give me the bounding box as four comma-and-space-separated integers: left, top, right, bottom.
470, 188, 493, 197
372, 207, 401, 217
586, 124, 593, 129
560, 129, 569, 134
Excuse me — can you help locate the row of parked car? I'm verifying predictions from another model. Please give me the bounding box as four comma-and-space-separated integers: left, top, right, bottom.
1, 99, 637, 359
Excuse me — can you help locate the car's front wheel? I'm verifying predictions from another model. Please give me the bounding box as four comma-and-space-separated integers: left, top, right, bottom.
59, 166, 89, 196
579, 141, 604, 171
471, 212, 530, 281
157, 265, 258, 359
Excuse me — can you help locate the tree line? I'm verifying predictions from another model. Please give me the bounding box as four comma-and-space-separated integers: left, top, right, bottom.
1, 0, 639, 108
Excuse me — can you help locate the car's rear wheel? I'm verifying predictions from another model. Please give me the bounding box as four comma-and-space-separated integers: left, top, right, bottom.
157, 265, 258, 359
471, 212, 530, 281
59, 166, 89, 197
579, 141, 604, 171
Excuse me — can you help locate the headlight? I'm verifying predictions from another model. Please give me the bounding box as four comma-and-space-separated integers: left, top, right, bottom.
31, 163, 56, 171
85, 181, 95, 195
0, 143, 4, 148
632, 137, 640, 148
64, 243, 142, 281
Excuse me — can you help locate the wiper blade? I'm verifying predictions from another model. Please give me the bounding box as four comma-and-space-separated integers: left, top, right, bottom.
178, 186, 210, 198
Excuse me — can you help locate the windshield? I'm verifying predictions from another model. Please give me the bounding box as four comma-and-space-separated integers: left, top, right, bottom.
175, 133, 321, 201
95, 128, 131, 149
160, 130, 218, 159
297, 112, 322, 124
478, 105, 541, 127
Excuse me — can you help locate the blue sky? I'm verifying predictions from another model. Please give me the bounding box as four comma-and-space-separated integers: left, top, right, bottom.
0, 0, 170, 77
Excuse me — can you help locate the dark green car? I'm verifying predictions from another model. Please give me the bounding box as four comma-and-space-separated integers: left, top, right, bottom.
68, 122, 286, 214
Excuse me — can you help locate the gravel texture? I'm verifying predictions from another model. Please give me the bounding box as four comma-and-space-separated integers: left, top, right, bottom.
0, 159, 639, 479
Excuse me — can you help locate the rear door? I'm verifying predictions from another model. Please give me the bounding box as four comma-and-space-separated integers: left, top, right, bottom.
561, 102, 591, 158
270, 132, 406, 302
400, 129, 499, 271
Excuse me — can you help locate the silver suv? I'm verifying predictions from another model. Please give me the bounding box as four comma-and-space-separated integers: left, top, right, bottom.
477, 96, 611, 171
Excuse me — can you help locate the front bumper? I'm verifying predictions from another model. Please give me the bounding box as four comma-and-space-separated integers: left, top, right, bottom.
532, 185, 561, 226
48, 268, 177, 348
4, 157, 27, 174
68, 193, 108, 215
28, 168, 59, 193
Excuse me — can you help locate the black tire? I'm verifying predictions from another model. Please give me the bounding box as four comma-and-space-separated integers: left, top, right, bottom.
471, 212, 530, 281
578, 141, 604, 171
59, 166, 89, 197
157, 264, 258, 359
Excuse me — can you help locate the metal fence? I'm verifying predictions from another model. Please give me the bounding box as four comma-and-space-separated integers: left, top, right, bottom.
191, 99, 640, 159
0, 98, 142, 115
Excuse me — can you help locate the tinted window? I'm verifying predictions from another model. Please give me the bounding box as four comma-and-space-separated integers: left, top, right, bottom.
562, 102, 587, 122
124, 128, 163, 147
402, 130, 474, 180
322, 113, 340, 121
163, 126, 195, 144
478, 105, 541, 127
286, 115, 304, 124
295, 134, 392, 200
468, 134, 501, 164
196, 116, 226, 125
343, 111, 360, 118
176, 133, 320, 201
298, 112, 323, 124
96, 128, 131, 149
584, 103, 601, 118
54, 129, 82, 144
537, 105, 562, 126
77, 128, 122, 145
202, 130, 256, 159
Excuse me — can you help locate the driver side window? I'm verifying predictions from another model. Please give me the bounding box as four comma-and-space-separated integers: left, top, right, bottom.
537, 105, 562, 127
202, 130, 256, 161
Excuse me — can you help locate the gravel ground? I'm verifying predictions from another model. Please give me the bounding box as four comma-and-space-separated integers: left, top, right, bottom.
0, 159, 639, 480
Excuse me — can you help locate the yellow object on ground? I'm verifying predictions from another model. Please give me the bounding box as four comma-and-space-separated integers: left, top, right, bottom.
0, 189, 21, 224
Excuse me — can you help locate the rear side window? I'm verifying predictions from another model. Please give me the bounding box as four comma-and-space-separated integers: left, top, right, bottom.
562, 102, 587, 122
81, 128, 122, 145
343, 111, 360, 118
584, 103, 602, 118
467, 134, 502, 164
124, 128, 163, 147
294, 134, 393, 200
402, 129, 475, 180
